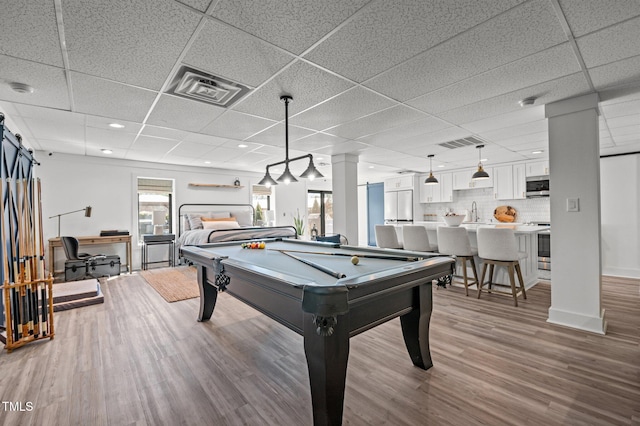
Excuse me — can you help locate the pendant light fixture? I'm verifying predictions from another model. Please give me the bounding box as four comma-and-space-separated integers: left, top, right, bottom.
424, 154, 438, 185
471, 144, 489, 181
258, 95, 323, 187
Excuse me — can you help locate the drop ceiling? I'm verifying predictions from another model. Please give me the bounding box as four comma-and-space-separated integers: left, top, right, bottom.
1, 0, 639, 183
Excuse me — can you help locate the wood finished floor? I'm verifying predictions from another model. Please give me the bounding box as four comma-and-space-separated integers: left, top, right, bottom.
0, 273, 638, 425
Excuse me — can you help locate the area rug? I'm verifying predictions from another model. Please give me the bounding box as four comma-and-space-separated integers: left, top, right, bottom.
140, 266, 199, 303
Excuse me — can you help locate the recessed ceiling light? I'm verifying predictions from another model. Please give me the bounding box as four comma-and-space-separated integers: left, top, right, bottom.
481, 158, 487, 162
9, 82, 34, 94
238, 144, 248, 148
532, 150, 544, 154
101, 149, 113, 154
109, 123, 124, 129
368, 165, 375, 169
438, 164, 445, 168
204, 160, 211, 164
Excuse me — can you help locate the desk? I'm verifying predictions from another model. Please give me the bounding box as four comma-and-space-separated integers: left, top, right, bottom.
48, 235, 132, 276
142, 234, 175, 270
181, 238, 454, 426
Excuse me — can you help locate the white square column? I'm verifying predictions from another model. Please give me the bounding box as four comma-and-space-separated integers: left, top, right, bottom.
331, 154, 359, 245
545, 93, 606, 334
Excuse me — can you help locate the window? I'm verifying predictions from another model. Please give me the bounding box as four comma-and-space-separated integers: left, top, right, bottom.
252, 184, 273, 226
307, 190, 333, 237
137, 178, 174, 239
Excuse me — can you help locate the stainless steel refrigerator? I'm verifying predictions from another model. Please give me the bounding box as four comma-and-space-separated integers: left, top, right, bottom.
384, 190, 413, 223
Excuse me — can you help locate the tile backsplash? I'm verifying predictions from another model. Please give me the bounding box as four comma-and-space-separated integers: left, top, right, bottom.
420, 187, 550, 223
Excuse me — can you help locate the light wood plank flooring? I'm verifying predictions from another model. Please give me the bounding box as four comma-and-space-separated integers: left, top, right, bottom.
1, 273, 638, 425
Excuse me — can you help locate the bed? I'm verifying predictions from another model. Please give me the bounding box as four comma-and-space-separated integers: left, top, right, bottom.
178, 203, 297, 248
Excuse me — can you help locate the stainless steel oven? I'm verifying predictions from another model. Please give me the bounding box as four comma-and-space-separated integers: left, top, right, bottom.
537, 227, 551, 271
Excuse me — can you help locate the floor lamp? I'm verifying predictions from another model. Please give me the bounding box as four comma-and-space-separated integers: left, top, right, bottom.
49, 206, 92, 237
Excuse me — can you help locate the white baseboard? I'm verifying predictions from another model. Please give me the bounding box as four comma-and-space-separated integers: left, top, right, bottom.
547, 307, 607, 334
602, 267, 640, 279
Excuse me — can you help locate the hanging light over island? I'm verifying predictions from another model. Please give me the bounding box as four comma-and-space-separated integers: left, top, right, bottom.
471, 144, 490, 181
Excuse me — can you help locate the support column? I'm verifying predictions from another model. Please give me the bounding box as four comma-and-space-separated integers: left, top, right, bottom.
545, 93, 606, 334
331, 154, 359, 245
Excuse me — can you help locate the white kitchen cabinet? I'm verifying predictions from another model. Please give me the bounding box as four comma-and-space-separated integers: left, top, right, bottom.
513, 163, 526, 199
419, 172, 453, 203
452, 168, 493, 190
384, 175, 414, 191
526, 160, 549, 176
493, 164, 526, 200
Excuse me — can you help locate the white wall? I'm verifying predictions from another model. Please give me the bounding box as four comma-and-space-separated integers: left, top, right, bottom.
601, 153, 640, 278
35, 151, 265, 271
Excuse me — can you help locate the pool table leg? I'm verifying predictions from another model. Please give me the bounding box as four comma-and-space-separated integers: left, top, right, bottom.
196, 265, 218, 322
399, 282, 433, 370
303, 312, 349, 426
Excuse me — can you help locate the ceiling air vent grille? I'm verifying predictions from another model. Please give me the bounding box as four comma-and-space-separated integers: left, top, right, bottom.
438, 136, 486, 149
166, 65, 251, 108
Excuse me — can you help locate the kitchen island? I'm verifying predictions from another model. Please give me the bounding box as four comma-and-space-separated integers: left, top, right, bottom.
412, 222, 550, 289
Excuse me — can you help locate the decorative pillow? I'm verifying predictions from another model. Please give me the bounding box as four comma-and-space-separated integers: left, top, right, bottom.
230, 210, 253, 227
208, 211, 231, 219
186, 213, 204, 230
202, 220, 241, 230
201, 217, 237, 222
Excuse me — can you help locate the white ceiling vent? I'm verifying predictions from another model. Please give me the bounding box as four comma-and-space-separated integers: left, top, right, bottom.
438, 136, 486, 149
166, 65, 251, 108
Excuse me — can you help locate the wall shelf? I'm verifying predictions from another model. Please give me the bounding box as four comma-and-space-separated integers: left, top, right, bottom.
188, 183, 244, 189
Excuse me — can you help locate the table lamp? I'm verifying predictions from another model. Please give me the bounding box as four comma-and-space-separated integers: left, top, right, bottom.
49, 206, 92, 237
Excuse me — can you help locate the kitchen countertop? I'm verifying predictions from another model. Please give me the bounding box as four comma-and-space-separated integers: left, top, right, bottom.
412, 221, 550, 234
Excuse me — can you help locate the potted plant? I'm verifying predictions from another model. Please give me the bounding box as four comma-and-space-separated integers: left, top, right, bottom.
255, 204, 264, 225
293, 208, 305, 237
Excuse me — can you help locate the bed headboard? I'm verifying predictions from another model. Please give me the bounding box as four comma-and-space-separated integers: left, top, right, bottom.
178, 203, 256, 236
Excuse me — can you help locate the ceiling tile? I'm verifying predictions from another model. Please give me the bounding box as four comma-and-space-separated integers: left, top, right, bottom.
233, 60, 354, 120
85, 116, 143, 133
305, 0, 525, 82
141, 125, 188, 141
200, 110, 277, 140
167, 141, 217, 158
200, 146, 245, 162
177, 0, 212, 12
437, 73, 591, 125
408, 43, 581, 114
558, 0, 640, 37
246, 123, 314, 146
13, 106, 85, 144
290, 87, 396, 130
480, 120, 548, 142
0, 56, 69, 110
181, 132, 230, 146
147, 94, 226, 132
589, 56, 640, 91
609, 124, 640, 138
210, 0, 370, 55
0, 1, 63, 67
606, 114, 640, 128
601, 98, 640, 118
358, 116, 451, 147
183, 19, 294, 88
310, 140, 369, 156
62, 0, 201, 90
326, 105, 427, 140
576, 16, 640, 68
86, 127, 138, 149
71, 72, 157, 122
36, 138, 86, 156
128, 134, 180, 154
365, 0, 567, 101
294, 132, 348, 151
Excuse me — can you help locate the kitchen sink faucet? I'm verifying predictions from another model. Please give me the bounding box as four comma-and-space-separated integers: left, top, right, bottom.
471, 201, 478, 222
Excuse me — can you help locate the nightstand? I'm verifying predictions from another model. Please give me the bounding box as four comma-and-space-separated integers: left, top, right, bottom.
142, 234, 175, 270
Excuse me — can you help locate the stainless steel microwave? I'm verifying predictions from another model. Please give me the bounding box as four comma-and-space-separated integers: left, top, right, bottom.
526, 176, 549, 198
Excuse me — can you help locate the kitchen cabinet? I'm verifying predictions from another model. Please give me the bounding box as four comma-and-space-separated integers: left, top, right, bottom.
526, 160, 549, 176
384, 175, 414, 191
452, 168, 493, 190
419, 172, 453, 203
493, 164, 526, 200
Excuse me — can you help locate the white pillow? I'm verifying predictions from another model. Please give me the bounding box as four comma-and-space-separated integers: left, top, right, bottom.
230, 210, 253, 227
208, 211, 231, 219
202, 220, 241, 230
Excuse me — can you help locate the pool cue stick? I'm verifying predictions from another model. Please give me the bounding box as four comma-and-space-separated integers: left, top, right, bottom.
7, 181, 26, 340
278, 250, 346, 279
0, 178, 14, 346
37, 179, 50, 337
25, 179, 39, 337
268, 248, 421, 262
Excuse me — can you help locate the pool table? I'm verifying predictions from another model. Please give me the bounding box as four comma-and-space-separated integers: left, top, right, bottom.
181, 238, 454, 426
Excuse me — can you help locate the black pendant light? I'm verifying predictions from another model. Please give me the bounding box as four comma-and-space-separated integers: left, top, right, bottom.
258, 95, 324, 186
471, 144, 490, 181
424, 154, 438, 185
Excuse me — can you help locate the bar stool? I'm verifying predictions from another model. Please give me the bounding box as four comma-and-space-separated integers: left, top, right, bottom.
402, 225, 437, 252
437, 226, 479, 296
374, 225, 402, 249
476, 227, 527, 307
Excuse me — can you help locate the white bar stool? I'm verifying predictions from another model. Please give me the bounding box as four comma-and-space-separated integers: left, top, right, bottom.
437, 226, 479, 296
476, 227, 527, 307
374, 225, 402, 249
402, 225, 437, 252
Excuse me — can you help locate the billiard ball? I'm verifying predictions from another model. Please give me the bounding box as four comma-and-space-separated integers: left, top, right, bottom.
351, 256, 359, 265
